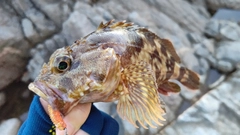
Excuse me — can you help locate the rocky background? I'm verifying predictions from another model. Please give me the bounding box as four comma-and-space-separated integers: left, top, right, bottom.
0, 0, 240, 135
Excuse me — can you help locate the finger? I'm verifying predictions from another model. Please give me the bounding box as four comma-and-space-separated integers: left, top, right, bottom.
39, 98, 49, 114
56, 103, 91, 135
74, 129, 89, 135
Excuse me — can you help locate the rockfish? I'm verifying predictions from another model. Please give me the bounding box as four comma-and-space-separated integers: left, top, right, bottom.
28, 20, 199, 130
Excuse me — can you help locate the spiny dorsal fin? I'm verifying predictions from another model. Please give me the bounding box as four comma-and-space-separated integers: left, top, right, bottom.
97, 20, 134, 31
117, 61, 165, 129
161, 39, 181, 63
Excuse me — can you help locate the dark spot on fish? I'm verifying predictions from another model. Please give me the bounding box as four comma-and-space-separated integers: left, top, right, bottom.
166, 57, 175, 78
160, 46, 167, 57
90, 73, 106, 82
60, 77, 74, 91
177, 67, 186, 81
70, 61, 80, 70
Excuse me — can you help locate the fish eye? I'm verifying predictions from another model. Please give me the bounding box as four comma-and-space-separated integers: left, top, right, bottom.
58, 61, 69, 71
52, 55, 72, 73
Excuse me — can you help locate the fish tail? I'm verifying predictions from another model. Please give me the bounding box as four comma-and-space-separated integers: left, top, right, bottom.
172, 65, 200, 90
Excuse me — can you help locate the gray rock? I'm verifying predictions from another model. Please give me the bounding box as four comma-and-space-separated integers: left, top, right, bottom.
0, 92, 6, 107
53, 34, 68, 48
160, 69, 240, 135
219, 22, 240, 41
179, 49, 201, 74
217, 60, 235, 72
94, 102, 113, 115
205, 0, 240, 10
31, 0, 73, 27
202, 38, 215, 54
206, 54, 218, 67
205, 19, 221, 39
0, 47, 27, 90
21, 18, 39, 43
0, 4, 28, 51
0, 118, 21, 135
62, 10, 95, 45
180, 84, 201, 101
205, 68, 223, 87
213, 8, 240, 22
205, 19, 240, 41
12, 0, 57, 40
147, 0, 208, 33
215, 41, 240, 65
162, 93, 183, 114
101, 0, 129, 20
194, 44, 210, 58
187, 33, 203, 44
128, 12, 148, 27
199, 58, 210, 75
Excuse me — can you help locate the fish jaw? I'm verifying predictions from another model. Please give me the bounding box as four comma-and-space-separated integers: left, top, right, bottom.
28, 81, 77, 115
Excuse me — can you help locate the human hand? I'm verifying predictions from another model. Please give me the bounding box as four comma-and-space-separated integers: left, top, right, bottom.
40, 98, 91, 135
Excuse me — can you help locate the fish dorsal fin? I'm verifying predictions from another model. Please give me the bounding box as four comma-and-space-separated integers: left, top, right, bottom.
116, 61, 165, 129
157, 81, 181, 95
161, 39, 181, 63
97, 20, 134, 31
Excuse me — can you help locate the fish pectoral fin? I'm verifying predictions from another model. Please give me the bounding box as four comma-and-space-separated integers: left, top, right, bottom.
116, 62, 165, 129
158, 81, 181, 95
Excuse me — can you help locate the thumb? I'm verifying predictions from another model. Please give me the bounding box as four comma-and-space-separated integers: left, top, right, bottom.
56, 103, 91, 135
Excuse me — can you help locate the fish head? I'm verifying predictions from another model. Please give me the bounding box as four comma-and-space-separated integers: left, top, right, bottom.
29, 46, 121, 115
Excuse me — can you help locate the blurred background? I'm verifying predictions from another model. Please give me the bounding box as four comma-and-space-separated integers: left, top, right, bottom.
0, 0, 240, 135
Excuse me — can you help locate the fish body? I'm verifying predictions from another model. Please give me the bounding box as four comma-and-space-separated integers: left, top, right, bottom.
29, 20, 199, 129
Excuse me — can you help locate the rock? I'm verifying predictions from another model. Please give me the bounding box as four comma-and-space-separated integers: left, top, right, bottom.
215, 41, 240, 65
0, 92, 6, 107
205, 0, 240, 10
147, 0, 208, 33
204, 19, 220, 39
0, 4, 29, 51
11, 0, 57, 43
202, 38, 215, 54
0, 47, 27, 90
213, 8, 240, 22
199, 58, 210, 75
187, 33, 203, 44
205, 68, 223, 87
194, 44, 210, 58
205, 19, 240, 41
178, 49, 201, 74
206, 54, 217, 67
180, 85, 201, 101
161, 69, 240, 135
31, 0, 73, 27
21, 18, 39, 43
101, 0, 129, 20
217, 60, 235, 73
0, 118, 21, 135
128, 11, 148, 27
62, 10, 95, 45
162, 94, 183, 114
219, 21, 240, 41
94, 102, 113, 115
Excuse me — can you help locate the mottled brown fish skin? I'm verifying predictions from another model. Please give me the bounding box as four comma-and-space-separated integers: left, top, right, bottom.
28, 20, 200, 130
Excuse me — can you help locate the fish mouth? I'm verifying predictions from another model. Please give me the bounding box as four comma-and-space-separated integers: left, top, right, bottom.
28, 81, 68, 102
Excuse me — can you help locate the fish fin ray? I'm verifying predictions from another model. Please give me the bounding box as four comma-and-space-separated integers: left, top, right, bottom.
158, 81, 181, 95
117, 61, 165, 129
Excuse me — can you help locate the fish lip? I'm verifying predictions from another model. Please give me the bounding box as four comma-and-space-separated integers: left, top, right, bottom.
29, 81, 65, 101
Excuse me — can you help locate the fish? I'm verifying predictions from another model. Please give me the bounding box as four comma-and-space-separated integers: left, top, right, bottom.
28, 20, 200, 130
